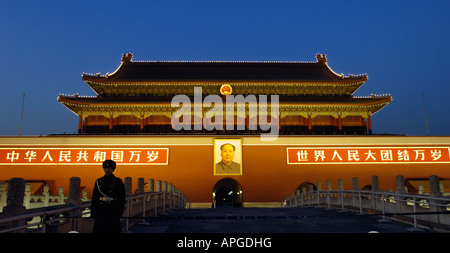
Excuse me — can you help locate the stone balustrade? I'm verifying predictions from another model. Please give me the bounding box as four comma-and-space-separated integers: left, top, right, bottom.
0, 176, 189, 233
1, 182, 88, 212
283, 174, 450, 231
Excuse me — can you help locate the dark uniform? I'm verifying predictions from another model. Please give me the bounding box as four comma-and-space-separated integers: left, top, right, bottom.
91, 160, 126, 233
215, 161, 241, 174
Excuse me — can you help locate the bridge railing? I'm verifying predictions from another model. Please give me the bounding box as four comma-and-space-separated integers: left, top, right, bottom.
123, 190, 190, 231
282, 175, 450, 231
0, 177, 190, 233
0, 191, 190, 233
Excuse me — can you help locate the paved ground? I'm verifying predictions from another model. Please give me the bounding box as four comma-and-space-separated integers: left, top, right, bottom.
129, 207, 431, 233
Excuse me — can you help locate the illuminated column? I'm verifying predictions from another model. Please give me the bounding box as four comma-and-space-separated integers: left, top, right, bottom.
84, 117, 89, 133
109, 115, 114, 134
140, 115, 144, 132
338, 114, 342, 134
367, 114, 372, 135
78, 114, 83, 134
308, 114, 312, 134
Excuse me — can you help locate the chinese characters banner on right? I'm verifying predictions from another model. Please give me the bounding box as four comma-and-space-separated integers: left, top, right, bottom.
287, 146, 450, 164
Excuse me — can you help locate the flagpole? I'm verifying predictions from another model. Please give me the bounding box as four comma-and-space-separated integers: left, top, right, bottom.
422, 93, 429, 136
19, 93, 25, 136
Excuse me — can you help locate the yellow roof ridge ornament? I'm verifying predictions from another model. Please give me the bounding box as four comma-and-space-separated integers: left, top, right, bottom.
121, 53, 133, 64
316, 53, 327, 63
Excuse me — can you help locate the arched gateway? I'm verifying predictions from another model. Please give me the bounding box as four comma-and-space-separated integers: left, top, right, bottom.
212, 178, 243, 207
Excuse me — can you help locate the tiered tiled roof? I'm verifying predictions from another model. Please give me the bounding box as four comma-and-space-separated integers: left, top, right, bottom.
81, 53, 368, 96
58, 53, 391, 131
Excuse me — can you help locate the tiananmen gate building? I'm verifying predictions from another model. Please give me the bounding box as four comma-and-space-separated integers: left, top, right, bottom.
1, 53, 449, 207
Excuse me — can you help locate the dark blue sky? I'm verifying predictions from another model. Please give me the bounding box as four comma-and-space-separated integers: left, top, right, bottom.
1, 0, 449, 136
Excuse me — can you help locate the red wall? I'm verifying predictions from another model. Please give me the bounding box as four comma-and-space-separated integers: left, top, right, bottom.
1, 136, 449, 204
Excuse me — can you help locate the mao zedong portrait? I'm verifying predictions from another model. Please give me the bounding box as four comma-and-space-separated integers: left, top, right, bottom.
215, 143, 241, 174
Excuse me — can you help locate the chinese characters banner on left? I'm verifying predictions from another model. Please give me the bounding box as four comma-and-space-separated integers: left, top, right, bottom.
287, 146, 450, 164
0, 148, 169, 165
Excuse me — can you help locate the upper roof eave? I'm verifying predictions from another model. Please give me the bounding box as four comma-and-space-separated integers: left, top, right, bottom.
82, 76, 368, 85
81, 53, 368, 85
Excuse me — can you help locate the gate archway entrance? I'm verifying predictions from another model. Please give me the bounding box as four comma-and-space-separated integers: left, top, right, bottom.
296, 182, 317, 193
212, 178, 243, 208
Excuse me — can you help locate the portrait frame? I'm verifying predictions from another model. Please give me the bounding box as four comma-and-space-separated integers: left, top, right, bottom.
213, 139, 242, 176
